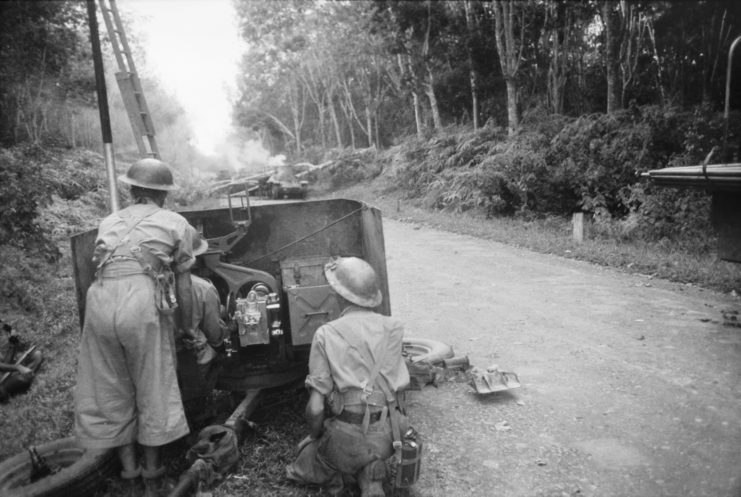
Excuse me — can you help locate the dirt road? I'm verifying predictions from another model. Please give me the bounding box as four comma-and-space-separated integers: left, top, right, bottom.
382, 218, 741, 497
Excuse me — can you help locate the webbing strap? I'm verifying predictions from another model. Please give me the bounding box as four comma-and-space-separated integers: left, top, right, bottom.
328, 322, 389, 433
378, 374, 403, 457
95, 206, 158, 273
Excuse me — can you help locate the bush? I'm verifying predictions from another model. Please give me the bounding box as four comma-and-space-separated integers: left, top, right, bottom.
0, 146, 48, 247
385, 104, 726, 249
41, 148, 106, 201
0, 244, 50, 312
315, 148, 381, 189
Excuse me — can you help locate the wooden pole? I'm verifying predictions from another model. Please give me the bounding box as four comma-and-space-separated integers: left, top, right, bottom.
86, 0, 119, 212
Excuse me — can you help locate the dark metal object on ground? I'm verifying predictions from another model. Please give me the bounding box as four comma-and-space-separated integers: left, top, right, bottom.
467, 366, 521, 394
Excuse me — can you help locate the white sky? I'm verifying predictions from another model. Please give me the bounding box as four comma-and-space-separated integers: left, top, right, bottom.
118, 0, 245, 155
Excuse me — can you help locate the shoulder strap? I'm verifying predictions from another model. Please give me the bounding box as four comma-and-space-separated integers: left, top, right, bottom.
95, 208, 158, 270
325, 322, 389, 394
378, 373, 404, 456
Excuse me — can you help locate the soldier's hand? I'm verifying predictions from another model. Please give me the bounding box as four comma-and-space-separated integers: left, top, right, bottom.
296, 434, 315, 452
16, 365, 32, 376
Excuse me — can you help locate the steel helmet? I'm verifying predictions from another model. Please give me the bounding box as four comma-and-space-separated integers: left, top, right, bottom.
324, 256, 382, 308
119, 158, 178, 191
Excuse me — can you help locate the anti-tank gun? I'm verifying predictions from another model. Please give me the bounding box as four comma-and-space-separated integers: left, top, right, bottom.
68, 190, 390, 494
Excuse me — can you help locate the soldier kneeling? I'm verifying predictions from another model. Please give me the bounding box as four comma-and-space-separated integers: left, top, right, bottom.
287, 257, 410, 497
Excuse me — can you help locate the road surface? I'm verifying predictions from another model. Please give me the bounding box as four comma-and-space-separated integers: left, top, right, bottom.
382, 218, 741, 497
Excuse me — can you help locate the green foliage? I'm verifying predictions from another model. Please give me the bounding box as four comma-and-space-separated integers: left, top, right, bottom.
0, 244, 49, 312
0, 146, 48, 248
41, 148, 108, 201
0, 1, 91, 146
315, 148, 381, 189
1, 145, 108, 261
389, 104, 727, 247
592, 183, 712, 248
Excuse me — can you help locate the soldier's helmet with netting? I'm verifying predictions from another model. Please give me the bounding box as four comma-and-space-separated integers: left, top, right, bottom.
324, 256, 382, 308
119, 158, 178, 191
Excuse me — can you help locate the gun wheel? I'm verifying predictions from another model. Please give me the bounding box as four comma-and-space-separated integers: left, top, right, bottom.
402, 337, 454, 365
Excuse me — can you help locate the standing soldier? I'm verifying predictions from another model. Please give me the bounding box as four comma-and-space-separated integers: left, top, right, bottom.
287, 257, 410, 497
74, 158, 195, 497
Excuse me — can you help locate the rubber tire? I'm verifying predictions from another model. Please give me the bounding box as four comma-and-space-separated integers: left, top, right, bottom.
402, 337, 454, 365
0, 437, 117, 497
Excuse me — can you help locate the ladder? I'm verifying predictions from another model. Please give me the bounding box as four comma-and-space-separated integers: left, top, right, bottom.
98, 0, 159, 158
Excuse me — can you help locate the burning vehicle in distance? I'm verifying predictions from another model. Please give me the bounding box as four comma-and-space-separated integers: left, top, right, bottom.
263, 164, 309, 199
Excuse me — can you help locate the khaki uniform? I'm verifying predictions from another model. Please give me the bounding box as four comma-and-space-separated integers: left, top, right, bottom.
287, 306, 410, 493
180, 275, 223, 371
190, 275, 223, 348
74, 203, 194, 449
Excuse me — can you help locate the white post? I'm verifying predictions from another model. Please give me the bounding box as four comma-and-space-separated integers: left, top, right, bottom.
573, 212, 588, 243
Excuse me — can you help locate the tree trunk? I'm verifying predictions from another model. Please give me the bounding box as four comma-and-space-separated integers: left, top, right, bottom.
492, 0, 522, 134
464, 0, 479, 129
425, 66, 443, 130
318, 107, 326, 149
505, 78, 518, 134
69, 107, 76, 148
412, 92, 423, 138
339, 97, 356, 148
374, 109, 380, 148
546, 2, 570, 115
329, 98, 342, 148
365, 106, 373, 147
289, 77, 303, 154
602, 0, 621, 113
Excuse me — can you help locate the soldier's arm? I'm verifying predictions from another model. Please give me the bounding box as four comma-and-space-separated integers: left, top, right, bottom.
201, 285, 224, 347
305, 389, 325, 440
173, 224, 196, 335
0, 361, 17, 373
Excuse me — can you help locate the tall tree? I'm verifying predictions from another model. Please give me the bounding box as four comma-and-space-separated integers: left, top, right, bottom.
0, 1, 90, 145
463, 0, 480, 129
491, 0, 525, 133
375, 1, 448, 134
601, 0, 621, 113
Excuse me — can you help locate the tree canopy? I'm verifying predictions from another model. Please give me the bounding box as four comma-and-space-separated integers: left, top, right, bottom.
232, 0, 741, 155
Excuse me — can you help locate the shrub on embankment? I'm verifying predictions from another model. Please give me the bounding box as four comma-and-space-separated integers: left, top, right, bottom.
383, 105, 739, 253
